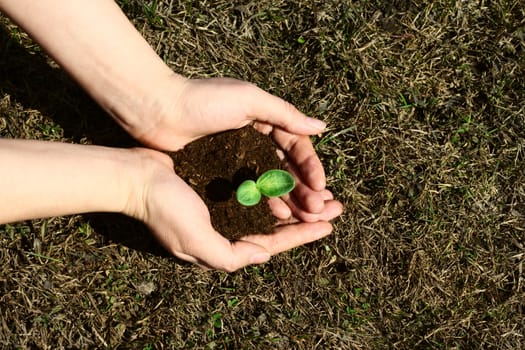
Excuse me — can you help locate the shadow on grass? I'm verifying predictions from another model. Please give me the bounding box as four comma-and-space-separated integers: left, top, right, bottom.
0, 24, 174, 259
86, 213, 184, 261
0, 24, 136, 147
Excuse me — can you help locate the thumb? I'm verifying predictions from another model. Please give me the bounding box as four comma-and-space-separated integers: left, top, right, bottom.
245, 85, 326, 135
232, 240, 272, 266
195, 232, 271, 272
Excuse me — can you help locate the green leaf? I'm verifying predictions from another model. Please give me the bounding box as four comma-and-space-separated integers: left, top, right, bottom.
256, 170, 295, 198
236, 180, 262, 206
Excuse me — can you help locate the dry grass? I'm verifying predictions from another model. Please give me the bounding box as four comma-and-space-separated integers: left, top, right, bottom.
1, 0, 524, 348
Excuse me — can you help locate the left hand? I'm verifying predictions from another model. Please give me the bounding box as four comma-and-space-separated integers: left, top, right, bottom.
134, 77, 332, 214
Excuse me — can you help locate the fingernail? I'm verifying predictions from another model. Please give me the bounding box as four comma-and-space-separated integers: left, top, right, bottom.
306, 117, 326, 131
250, 252, 271, 264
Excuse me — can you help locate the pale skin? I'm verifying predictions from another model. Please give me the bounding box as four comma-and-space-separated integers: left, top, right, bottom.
0, 0, 343, 271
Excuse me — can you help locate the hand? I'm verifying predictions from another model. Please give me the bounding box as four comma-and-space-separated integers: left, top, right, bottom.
136, 77, 336, 215
127, 149, 342, 272
136, 77, 328, 151
127, 78, 343, 271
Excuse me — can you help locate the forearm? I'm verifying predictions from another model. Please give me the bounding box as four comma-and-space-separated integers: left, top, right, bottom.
0, 0, 185, 137
0, 139, 139, 223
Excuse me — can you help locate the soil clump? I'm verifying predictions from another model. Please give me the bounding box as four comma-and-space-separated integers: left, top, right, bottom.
169, 126, 282, 240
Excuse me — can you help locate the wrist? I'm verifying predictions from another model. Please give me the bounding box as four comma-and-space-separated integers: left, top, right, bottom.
110, 73, 188, 146
0, 0, 188, 147
119, 148, 174, 222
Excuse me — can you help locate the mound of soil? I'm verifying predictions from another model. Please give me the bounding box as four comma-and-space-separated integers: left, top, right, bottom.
169, 126, 282, 240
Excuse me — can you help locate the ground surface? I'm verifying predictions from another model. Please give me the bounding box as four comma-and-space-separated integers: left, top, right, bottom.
170, 126, 281, 240
0, 0, 524, 349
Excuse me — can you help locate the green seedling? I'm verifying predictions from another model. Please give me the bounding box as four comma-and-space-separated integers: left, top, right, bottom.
236, 169, 295, 206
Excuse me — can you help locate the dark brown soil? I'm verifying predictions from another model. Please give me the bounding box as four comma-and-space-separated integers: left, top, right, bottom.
169, 126, 282, 240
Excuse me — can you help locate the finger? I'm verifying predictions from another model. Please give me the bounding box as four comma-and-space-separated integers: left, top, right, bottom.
241, 221, 333, 256
166, 222, 270, 272
252, 121, 273, 135
284, 196, 344, 223
274, 189, 336, 224
321, 189, 335, 201
255, 122, 327, 214
205, 237, 271, 272
244, 84, 326, 135
267, 197, 292, 220
194, 240, 272, 272
269, 188, 336, 223
271, 128, 326, 192
276, 190, 343, 225
285, 164, 326, 213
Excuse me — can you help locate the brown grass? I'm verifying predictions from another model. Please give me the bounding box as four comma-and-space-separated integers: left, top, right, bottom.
1, 0, 524, 348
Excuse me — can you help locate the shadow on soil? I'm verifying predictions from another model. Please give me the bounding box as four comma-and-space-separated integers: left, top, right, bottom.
0, 25, 173, 259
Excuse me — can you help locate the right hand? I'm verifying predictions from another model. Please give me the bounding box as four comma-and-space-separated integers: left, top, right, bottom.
125, 149, 342, 272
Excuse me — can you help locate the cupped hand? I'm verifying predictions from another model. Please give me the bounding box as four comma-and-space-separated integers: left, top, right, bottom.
136, 77, 333, 214
138, 77, 327, 151
128, 149, 342, 272
126, 77, 344, 271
